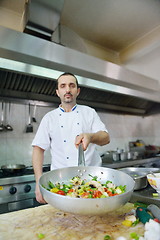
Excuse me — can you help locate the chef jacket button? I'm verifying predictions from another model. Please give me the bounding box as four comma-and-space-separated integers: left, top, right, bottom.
59, 114, 62, 116
67, 157, 69, 159
77, 111, 78, 113
61, 125, 63, 128
77, 122, 79, 125
64, 140, 66, 142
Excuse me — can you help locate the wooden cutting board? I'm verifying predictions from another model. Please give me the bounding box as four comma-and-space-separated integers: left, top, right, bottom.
0, 203, 144, 240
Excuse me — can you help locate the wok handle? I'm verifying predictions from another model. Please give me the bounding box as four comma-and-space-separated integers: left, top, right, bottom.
78, 143, 85, 166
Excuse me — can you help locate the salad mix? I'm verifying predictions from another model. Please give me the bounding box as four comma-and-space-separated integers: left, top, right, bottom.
44, 174, 126, 199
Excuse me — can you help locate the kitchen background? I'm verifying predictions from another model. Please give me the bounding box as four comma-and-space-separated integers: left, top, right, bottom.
0, 102, 160, 167
1, 0, 160, 167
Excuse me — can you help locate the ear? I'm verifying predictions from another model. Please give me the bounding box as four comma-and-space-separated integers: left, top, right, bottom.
77, 88, 80, 96
56, 89, 59, 97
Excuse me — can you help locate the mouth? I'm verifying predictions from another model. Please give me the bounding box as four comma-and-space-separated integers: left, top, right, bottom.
64, 93, 72, 98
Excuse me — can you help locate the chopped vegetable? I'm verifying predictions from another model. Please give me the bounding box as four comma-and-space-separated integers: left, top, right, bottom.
130, 232, 140, 240
37, 233, 45, 239
104, 234, 111, 240
153, 193, 159, 197
50, 187, 59, 193
89, 174, 98, 181
122, 219, 133, 227
48, 181, 55, 189
132, 218, 140, 226
134, 202, 148, 208
122, 213, 139, 227
44, 174, 126, 199
57, 190, 65, 195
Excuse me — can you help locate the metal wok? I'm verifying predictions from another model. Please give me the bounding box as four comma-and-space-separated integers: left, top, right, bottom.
1, 164, 26, 175
39, 166, 135, 215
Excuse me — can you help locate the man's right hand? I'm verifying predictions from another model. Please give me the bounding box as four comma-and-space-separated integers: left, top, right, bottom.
35, 183, 46, 204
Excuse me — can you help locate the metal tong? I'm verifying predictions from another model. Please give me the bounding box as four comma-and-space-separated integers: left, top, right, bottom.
78, 143, 85, 166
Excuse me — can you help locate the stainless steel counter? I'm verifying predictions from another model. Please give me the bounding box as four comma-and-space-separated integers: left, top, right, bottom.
130, 186, 160, 207
102, 156, 160, 169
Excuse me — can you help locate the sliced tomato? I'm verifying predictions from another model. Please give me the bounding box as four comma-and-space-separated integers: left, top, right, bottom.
106, 190, 113, 196
68, 189, 74, 193
113, 193, 118, 196
87, 189, 93, 192
106, 190, 117, 197
93, 190, 102, 198
57, 190, 65, 195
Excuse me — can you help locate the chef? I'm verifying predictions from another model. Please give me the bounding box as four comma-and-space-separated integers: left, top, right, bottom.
32, 72, 110, 203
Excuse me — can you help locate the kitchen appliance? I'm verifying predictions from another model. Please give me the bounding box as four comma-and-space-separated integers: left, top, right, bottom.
0, 164, 50, 214
1, 26, 160, 116
39, 166, 135, 215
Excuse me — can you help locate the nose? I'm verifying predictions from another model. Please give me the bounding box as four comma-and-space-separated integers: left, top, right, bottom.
66, 85, 71, 92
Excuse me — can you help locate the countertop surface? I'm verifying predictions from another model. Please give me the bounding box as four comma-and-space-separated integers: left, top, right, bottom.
0, 203, 144, 240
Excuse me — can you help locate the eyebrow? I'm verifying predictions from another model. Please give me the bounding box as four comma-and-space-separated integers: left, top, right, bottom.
59, 82, 76, 86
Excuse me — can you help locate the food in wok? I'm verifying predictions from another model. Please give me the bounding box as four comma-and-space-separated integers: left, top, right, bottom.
43, 174, 126, 198
39, 166, 135, 215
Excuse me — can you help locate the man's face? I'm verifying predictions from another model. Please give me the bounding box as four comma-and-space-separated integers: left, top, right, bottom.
56, 75, 80, 104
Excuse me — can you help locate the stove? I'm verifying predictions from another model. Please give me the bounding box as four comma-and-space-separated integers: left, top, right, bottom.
0, 165, 50, 214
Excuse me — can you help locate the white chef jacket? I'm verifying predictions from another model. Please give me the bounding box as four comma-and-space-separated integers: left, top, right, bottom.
32, 104, 108, 170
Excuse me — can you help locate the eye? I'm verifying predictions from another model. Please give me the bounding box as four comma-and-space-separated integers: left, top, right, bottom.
60, 84, 65, 88
70, 83, 76, 88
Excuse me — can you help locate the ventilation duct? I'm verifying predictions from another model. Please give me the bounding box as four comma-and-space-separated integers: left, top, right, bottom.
24, 0, 64, 41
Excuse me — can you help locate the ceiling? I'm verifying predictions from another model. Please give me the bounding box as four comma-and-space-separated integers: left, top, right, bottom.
60, 0, 160, 54
1, 0, 160, 63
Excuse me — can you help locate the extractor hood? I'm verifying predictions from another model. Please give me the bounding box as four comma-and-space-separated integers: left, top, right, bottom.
24, 0, 64, 41
0, 25, 160, 116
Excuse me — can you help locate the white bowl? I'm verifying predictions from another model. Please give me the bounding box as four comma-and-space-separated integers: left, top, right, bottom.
147, 172, 160, 193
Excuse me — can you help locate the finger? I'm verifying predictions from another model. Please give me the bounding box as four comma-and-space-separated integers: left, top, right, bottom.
75, 135, 82, 145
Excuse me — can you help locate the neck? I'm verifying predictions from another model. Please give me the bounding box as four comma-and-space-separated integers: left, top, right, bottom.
60, 103, 77, 112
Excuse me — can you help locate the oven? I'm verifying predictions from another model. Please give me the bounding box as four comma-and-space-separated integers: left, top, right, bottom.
0, 165, 50, 214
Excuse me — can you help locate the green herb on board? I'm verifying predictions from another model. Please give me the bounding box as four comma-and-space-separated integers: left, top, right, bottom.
104, 235, 111, 240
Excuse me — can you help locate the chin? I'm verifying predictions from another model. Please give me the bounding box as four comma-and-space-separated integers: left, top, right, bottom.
64, 99, 73, 103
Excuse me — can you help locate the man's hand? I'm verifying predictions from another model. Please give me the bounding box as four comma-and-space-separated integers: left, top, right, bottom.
75, 131, 110, 150
75, 133, 92, 150
35, 183, 47, 204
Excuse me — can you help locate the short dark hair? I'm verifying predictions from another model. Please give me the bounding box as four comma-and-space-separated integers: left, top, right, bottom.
56, 72, 79, 89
